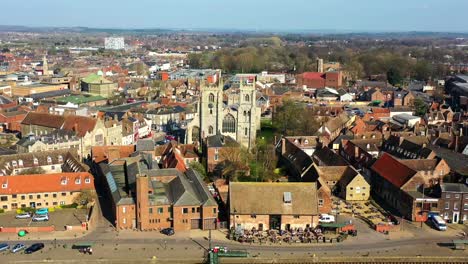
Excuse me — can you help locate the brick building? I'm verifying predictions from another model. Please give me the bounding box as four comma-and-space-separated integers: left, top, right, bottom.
439, 183, 468, 223
296, 72, 343, 89
229, 182, 320, 230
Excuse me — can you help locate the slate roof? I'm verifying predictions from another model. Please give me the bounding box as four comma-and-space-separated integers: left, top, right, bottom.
428, 146, 468, 175
136, 139, 155, 152
440, 183, 468, 193
312, 147, 348, 166
29, 89, 71, 100
229, 182, 319, 215
206, 134, 238, 148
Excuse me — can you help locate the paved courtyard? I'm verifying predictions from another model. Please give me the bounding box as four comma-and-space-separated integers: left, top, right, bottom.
0, 209, 88, 229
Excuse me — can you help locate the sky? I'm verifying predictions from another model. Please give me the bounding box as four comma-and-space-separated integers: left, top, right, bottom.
1, 0, 467, 32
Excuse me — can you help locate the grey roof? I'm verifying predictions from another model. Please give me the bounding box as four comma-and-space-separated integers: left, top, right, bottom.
29, 89, 71, 100
0, 95, 13, 105
136, 139, 155, 152
206, 134, 238, 148
441, 183, 468, 193
428, 146, 468, 175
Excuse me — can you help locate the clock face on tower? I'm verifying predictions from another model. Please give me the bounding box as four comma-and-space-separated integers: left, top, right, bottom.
208, 103, 213, 109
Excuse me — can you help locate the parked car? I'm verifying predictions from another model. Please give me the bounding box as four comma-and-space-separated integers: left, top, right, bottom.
0, 243, 10, 252
160, 228, 175, 236
319, 214, 336, 223
11, 243, 26, 253
32, 214, 49, 222
35, 208, 49, 215
15, 212, 32, 219
429, 215, 447, 231
24, 243, 44, 254
389, 215, 400, 225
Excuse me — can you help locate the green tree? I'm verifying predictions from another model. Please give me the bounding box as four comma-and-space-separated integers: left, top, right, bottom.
18, 167, 46, 175
413, 98, 429, 116
189, 161, 208, 181
73, 190, 96, 206
413, 60, 432, 81
387, 67, 403, 86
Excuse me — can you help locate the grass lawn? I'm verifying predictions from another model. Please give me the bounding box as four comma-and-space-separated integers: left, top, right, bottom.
259, 119, 276, 145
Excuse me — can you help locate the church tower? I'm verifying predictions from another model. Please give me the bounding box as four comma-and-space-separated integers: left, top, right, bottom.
236, 78, 257, 149
199, 74, 223, 139
42, 55, 49, 76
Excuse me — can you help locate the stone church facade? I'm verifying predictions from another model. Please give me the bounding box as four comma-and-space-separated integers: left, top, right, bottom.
186, 77, 259, 150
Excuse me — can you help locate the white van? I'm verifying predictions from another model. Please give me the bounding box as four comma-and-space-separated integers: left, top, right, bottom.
319, 214, 336, 223
430, 215, 447, 231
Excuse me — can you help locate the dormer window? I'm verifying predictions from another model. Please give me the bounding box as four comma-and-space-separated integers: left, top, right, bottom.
61, 178, 67, 185
58, 155, 63, 163
18, 160, 23, 167
33, 158, 38, 165
47, 156, 52, 164
304, 139, 309, 145
1, 183, 7, 189
85, 177, 91, 184
75, 178, 81, 184
11, 160, 17, 168
283, 192, 292, 204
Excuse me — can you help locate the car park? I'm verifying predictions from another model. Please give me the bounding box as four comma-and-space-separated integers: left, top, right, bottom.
0, 243, 10, 252
25, 243, 44, 254
15, 212, 32, 219
32, 214, 49, 222
160, 227, 175, 236
35, 208, 49, 215
11, 243, 26, 253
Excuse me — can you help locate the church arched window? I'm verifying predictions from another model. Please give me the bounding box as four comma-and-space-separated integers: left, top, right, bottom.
209, 93, 215, 103
222, 114, 236, 133
208, 126, 214, 135
244, 94, 250, 102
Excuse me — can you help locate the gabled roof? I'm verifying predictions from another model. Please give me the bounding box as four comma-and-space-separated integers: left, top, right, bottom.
62, 115, 97, 137
21, 112, 65, 128
371, 153, 416, 188
0, 172, 93, 195
229, 182, 318, 215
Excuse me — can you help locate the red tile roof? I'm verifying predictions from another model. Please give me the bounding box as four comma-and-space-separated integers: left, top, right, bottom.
62, 115, 97, 137
302, 72, 326, 80
0, 172, 94, 195
91, 146, 135, 163
371, 153, 416, 188
21, 112, 65, 128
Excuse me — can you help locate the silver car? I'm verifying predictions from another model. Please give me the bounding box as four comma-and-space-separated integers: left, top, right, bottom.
11, 243, 25, 253
15, 212, 31, 219
32, 214, 49, 222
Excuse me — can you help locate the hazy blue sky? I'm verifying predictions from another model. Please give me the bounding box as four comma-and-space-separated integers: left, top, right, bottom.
1, 0, 467, 32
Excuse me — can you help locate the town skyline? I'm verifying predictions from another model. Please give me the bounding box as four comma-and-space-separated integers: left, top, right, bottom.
1, 0, 468, 32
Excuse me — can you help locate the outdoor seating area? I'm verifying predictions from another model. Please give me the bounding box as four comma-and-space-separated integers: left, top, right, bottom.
228, 226, 356, 244
333, 198, 398, 226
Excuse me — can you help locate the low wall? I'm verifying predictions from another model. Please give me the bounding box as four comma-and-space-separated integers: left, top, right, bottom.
0, 226, 55, 233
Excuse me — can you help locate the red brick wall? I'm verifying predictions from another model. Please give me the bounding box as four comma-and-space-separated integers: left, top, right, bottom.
318, 188, 332, 214
325, 72, 342, 88
116, 204, 136, 229
297, 75, 325, 88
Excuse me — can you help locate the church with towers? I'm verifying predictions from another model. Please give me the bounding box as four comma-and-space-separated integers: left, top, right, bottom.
186, 73, 259, 150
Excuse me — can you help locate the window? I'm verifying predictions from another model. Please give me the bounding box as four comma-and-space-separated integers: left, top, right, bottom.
33, 158, 38, 165
47, 156, 52, 164
85, 178, 91, 184
58, 155, 63, 163
149, 208, 153, 214
244, 94, 250, 102
123, 218, 126, 224
183, 208, 188, 214
222, 114, 236, 133
192, 207, 195, 213
464, 203, 468, 210
53, 193, 57, 198
61, 179, 67, 185
122, 207, 126, 213
60, 201, 65, 205
251, 214, 256, 219
37, 203, 42, 207
294, 215, 300, 219
45, 194, 48, 198
214, 154, 219, 161
18, 159, 23, 167
53, 202, 57, 206
208, 93, 215, 103
12, 194, 17, 199
283, 192, 292, 203
0, 196, 7, 201
36, 194, 41, 199
75, 178, 81, 184
208, 126, 213, 135
213, 208, 217, 214
51, 166, 55, 170
455, 194, 460, 199
446, 194, 451, 199
2, 205, 7, 209
196, 207, 200, 213
454, 202, 459, 211
318, 199, 324, 207
244, 128, 248, 136
29, 195, 33, 199
1, 183, 6, 189
157, 207, 163, 214
21, 195, 25, 200
61, 192, 66, 196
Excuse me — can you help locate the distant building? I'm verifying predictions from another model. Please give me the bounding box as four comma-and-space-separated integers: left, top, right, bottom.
80, 73, 117, 98
104, 37, 125, 50
296, 71, 343, 89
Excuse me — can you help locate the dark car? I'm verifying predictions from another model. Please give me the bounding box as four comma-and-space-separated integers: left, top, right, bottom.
160, 228, 174, 236
24, 243, 44, 254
